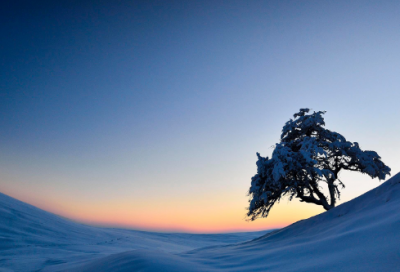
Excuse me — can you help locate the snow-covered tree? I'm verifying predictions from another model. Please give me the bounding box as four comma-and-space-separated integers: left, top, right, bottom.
248, 109, 391, 220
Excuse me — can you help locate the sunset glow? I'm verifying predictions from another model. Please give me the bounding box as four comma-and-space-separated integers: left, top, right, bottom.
1, 1, 399, 234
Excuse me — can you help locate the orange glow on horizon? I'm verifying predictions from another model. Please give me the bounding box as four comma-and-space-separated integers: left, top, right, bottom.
1, 185, 325, 233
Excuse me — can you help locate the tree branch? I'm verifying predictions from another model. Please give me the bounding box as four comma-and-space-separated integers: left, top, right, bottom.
296, 188, 322, 206
309, 182, 332, 210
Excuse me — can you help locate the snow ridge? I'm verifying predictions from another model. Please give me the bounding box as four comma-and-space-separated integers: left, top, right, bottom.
71, 173, 400, 272
0, 192, 270, 271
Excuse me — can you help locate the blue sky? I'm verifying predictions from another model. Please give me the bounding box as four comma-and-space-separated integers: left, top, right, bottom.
1, 0, 399, 232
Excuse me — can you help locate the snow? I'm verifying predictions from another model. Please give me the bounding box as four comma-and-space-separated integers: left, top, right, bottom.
1, 172, 400, 271
0, 191, 271, 271
180, 172, 400, 271
248, 109, 391, 219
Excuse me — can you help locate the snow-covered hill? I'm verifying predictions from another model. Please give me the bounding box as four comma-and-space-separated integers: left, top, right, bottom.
69, 173, 400, 272
0, 191, 270, 271
2, 173, 400, 271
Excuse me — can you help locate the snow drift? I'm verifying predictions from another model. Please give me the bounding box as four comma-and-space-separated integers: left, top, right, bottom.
1, 173, 400, 271
0, 191, 270, 271
71, 173, 400, 272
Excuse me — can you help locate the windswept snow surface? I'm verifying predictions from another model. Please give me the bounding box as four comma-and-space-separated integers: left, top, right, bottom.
0, 191, 271, 271
2, 173, 400, 271
69, 173, 400, 272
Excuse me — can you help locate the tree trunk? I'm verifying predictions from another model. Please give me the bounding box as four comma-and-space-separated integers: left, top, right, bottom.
297, 182, 335, 211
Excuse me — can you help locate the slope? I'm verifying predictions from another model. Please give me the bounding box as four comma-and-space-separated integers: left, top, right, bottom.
0, 191, 270, 272
71, 172, 400, 272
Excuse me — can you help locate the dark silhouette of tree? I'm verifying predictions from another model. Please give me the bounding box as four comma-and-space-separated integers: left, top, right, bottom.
248, 109, 391, 220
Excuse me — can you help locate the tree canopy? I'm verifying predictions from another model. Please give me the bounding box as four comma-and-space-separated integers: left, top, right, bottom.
247, 108, 391, 220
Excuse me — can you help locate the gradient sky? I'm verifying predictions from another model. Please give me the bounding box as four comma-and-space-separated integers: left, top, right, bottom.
1, 0, 400, 233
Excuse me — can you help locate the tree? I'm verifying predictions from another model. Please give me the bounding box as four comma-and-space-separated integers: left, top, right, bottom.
247, 108, 391, 220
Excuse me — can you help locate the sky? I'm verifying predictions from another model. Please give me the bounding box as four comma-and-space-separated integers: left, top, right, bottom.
1, 0, 400, 233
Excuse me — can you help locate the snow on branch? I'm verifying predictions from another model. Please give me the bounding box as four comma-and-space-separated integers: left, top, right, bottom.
247, 109, 391, 220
